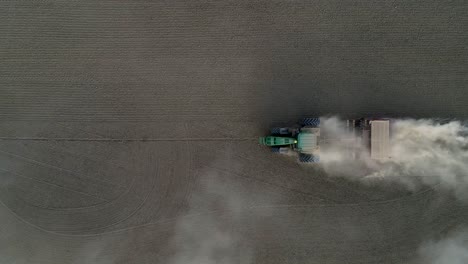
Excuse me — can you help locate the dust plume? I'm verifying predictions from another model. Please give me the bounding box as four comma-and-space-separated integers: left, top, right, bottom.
417, 228, 468, 264
168, 170, 255, 264
319, 117, 468, 200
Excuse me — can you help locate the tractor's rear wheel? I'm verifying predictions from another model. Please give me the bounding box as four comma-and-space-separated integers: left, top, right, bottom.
299, 153, 320, 163
301, 117, 320, 127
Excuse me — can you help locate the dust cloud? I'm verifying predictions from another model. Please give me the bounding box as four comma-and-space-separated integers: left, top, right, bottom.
417, 228, 468, 264
168, 171, 255, 264
319, 117, 468, 200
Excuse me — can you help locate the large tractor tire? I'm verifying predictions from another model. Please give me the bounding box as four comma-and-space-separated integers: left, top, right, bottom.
270, 127, 282, 135
270, 127, 290, 135
271, 147, 290, 154
301, 117, 320, 127
299, 153, 320, 163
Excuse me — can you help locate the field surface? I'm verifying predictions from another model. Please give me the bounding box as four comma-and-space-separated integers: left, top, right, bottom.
1, 1, 467, 263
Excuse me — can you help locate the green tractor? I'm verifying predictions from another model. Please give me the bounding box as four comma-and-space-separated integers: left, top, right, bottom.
259, 117, 321, 163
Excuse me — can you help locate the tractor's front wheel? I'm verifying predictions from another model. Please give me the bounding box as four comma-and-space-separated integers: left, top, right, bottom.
270, 127, 281, 135
271, 147, 281, 153
270, 127, 291, 135
271, 147, 290, 155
